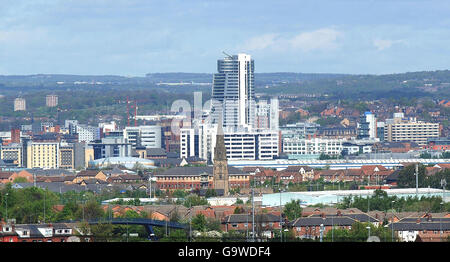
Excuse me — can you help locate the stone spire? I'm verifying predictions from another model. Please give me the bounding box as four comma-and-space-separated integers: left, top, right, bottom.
214, 114, 227, 161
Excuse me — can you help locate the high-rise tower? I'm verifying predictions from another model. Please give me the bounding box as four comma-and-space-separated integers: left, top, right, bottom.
211, 53, 255, 129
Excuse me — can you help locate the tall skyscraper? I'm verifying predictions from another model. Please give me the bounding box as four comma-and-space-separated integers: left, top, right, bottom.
211, 53, 255, 129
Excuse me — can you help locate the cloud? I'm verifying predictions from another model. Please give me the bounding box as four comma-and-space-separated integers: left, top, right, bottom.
289, 28, 341, 51
240, 28, 342, 52
373, 39, 404, 50
241, 33, 277, 51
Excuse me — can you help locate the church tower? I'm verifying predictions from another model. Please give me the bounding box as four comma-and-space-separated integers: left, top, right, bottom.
213, 116, 229, 196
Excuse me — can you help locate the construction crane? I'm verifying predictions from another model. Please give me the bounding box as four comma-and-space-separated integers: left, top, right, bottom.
125, 96, 147, 127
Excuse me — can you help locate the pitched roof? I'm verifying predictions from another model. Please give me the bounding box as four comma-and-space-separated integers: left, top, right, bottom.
157, 166, 246, 176
310, 213, 379, 223
242, 167, 265, 173
284, 166, 314, 172
0, 172, 13, 179
360, 165, 388, 173
223, 213, 281, 224
76, 170, 100, 177
146, 148, 167, 156
101, 166, 124, 176
389, 221, 450, 231
290, 216, 357, 227
25, 169, 74, 177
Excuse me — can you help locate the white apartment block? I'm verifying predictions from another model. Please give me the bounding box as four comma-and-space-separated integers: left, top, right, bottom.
76, 125, 101, 143
124, 125, 162, 149
180, 124, 279, 161
283, 137, 343, 156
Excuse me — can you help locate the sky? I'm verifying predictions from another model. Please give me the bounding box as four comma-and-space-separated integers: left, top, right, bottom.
1, 0, 450, 76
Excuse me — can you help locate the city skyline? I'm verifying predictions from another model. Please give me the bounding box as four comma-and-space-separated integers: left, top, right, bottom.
1, 0, 449, 76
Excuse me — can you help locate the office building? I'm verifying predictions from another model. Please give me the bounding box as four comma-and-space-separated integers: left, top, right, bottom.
123, 125, 162, 149
211, 53, 255, 128
180, 124, 279, 161
384, 113, 440, 146
357, 112, 377, 139
283, 137, 344, 157
89, 136, 132, 160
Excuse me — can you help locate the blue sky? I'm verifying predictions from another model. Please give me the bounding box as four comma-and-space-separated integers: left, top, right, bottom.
1, 0, 449, 75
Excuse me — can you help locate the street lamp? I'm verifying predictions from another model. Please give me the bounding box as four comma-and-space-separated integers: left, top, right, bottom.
384, 225, 389, 242
5, 193, 8, 222
440, 202, 444, 241
391, 200, 395, 242
279, 188, 283, 242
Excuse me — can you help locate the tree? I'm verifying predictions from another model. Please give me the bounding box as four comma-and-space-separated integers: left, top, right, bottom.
183, 194, 209, 207
12, 177, 28, 183
234, 198, 244, 205
172, 189, 187, 199
77, 199, 104, 221
205, 189, 217, 198
283, 200, 302, 221
90, 223, 114, 242
397, 164, 426, 188
192, 214, 207, 231
159, 229, 188, 242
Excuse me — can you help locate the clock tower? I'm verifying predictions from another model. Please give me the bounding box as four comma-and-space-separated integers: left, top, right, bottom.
213, 116, 229, 196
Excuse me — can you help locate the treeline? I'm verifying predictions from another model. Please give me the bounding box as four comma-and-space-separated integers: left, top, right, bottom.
0, 183, 149, 224
337, 189, 449, 214
397, 164, 450, 189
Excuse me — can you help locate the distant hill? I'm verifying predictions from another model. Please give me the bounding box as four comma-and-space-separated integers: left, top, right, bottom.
0, 70, 449, 99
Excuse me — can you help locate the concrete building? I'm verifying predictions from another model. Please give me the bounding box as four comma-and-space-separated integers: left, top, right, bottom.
0, 143, 23, 167
46, 95, 58, 107
76, 125, 100, 143
65, 120, 78, 134
98, 121, 117, 133
283, 137, 344, 157
14, 98, 26, 111
281, 122, 320, 140
384, 113, 440, 146
180, 124, 279, 161
255, 98, 279, 130
124, 125, 162, 149
357, 111, 377, 139
59, 143, 74, 169
26, 141, 59, 169
88, 136, 132, 160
